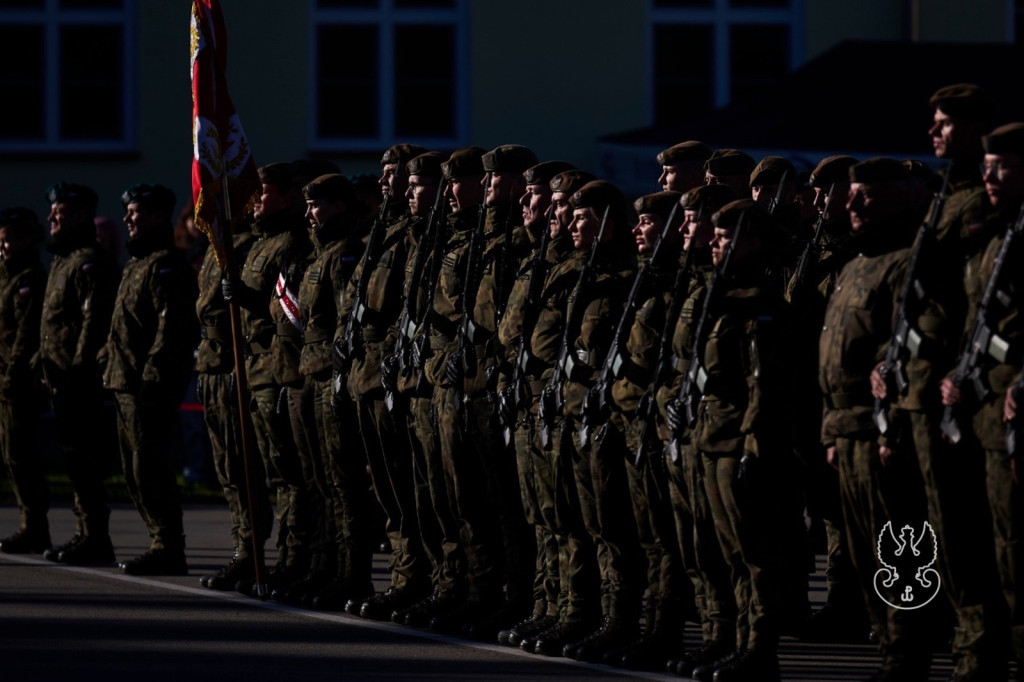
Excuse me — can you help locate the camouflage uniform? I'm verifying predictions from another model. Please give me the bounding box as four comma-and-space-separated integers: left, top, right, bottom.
37, 227, 119, 543
300, 206, 371, 601
102, 227, 197, 554
0, 239, 49, 539
196, 231, 272, 570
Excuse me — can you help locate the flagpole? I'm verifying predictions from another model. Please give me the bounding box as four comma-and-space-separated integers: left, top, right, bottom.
219, 177, 268, 598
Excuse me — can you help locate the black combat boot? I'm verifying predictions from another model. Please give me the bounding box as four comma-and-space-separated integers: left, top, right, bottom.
0, 524, 52, 554
120, 546, 188, 576
201, 550, 257, 590
499, 613, 557, 647
59, 533, 116, 566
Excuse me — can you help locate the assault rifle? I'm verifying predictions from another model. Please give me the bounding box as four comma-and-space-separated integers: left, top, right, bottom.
578, 202, 680, 447
942, 202, 1024, 442
499, 207, 553, 446
537, 206, 611, 449
383, 180, 447, 412
668, 211, 746, 454
334, 190, 391, 377
873, 164, 951, 435
791, 183, 835, 294
767, 171, 789, 216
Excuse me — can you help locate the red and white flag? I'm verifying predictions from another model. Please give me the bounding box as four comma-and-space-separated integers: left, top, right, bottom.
190, 0, 259, 269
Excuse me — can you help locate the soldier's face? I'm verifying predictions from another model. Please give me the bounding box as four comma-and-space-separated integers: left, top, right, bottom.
750, 184, 777, 206
550, 191, 572, 239
683, 209, 713, 251
255, 184, 290, 219
571, 207, 607, 251
813, 184, 847, 220
632, 213, 664, 255
520, 184, 551, 228
0, 227, 30, 262
983, 153, 1024, 209
405, 174, 436, 217
929, 109, 985, 160
304, 197, 345, 229
445, 175, 484, 212
660, 163, 702, 193
124, 201, 159, 239
484, 170, 523, 207
846, 181, 904, 233
47, 201, 86, 239
380, 162, 407, 200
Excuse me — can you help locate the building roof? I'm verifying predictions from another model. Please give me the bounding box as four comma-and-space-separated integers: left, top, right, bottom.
601, 40, 1024, 158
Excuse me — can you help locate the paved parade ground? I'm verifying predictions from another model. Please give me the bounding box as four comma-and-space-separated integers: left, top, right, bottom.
0, 503, 958, 681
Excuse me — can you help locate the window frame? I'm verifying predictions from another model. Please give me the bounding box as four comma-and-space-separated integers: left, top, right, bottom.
648, 0, 803, 121
309, 0, 470, 153
0, 0, 136, 154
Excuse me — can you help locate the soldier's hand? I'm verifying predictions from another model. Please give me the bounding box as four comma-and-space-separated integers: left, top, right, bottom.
939, 377, 961, 406
826, 445, 838, 471
221, 277, 234, 303
275, 386, 288, 415
878, 444, 893, 468
1006, 386, 1019, 423
140, 380, 159, 407
665, 398, 683, 434
870, 361, 888, 400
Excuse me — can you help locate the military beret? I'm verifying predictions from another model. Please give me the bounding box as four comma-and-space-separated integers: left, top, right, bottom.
704, 149, 756, 177
809, 155, 858, 188
680, 184, 736, 215
44, 181, 98, 212
656, 140, 712, 166
750, 156, 795, 187
482, 144, 539, 174
381, 143, 429, 166
0, 206, 40, 231
292, 159, 341, 189
571, 180, 629, 232
406, 151, 446, 180
983, 122, 1024, 155
303, 173, 356, 205
524, 160, 575, 186
929, 83, 995, 123
442, 146, 487, 180
849, 157, 910, 184
121, 183, 177, 215
550, 170, 596, 196
633, 191, 682, 221
712, 198, 780, 245
258, 162, 294, 189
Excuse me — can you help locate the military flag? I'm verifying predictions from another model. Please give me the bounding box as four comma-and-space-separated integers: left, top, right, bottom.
190, 0, 259, 269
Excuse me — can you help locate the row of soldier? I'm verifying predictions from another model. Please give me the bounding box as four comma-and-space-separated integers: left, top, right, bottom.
0, 80, 1021, 681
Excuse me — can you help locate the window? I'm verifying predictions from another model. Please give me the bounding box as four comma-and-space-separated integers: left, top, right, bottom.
649, 0, 802, 125
0, 0, 134, 153
312, 0, 468, 152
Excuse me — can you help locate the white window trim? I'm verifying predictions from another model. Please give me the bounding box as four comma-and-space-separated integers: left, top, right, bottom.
0, 0, 136, 154
647, 0, 804, 117
310, 0, 470, 152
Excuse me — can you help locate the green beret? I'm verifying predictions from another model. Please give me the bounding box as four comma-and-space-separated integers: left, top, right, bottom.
44, 181, 98, 212
929, 83, 995, 123
303, 173, 355, 204
121, 183, 176, 215
712, 198, 781, 246
406, 151, 446, 180
482, 144, 538, 173
570, 181, 629, 232
983, 122, 1024, 155
633, 191, 682, 221
524, 160, 575, 186
704, 149, 756, 177
442, 146, 487, 180
902, 160, 939, 192
750, 156, 795, 187
381, 143, 429, 166
809, 155, 858, 188
292, 159, 341, 189
258, 162, 294, 189
849, 157, 910, 184
549, 170, 596, 195
680, 184, 736, 215
656, 140, 712, 166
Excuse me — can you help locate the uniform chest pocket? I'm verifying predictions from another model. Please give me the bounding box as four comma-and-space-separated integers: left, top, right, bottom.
251, 255, 268, 273
307, 266, 322, 284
